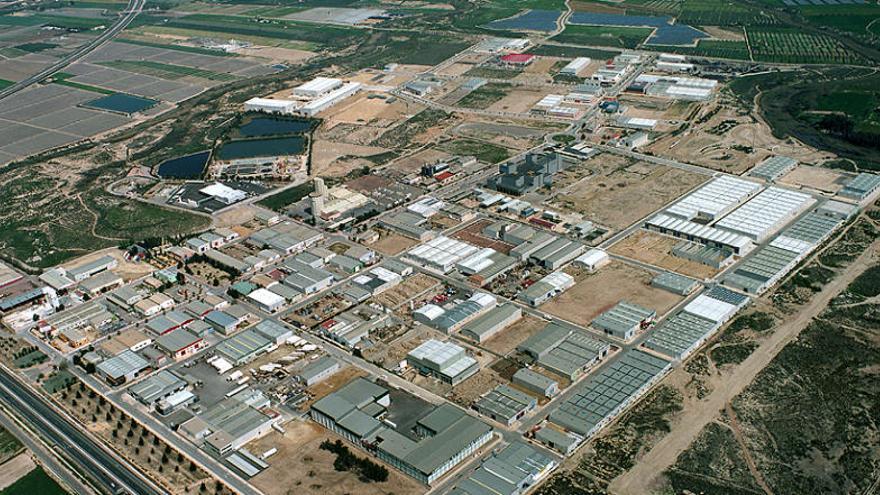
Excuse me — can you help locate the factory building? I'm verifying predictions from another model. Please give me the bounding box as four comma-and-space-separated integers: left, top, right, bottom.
840, 173, 880, 202
407, 339, 479, 385
247, 288, 286, 313
311, 378, 494, 485
128, 370, 187, 405
499, 53, 535, 67
715, 187, 815, 243
473, 384, 537, 427
512, 368, 559, 398
414, 292, 497, 334
749, 155, 798, 182
534, 426, 579, 456
449, 441, 556, 495
293, 77, 343, 98
529, 238, 586, 270
459, 304, 522, 343
214, 328, 274, 366
244, 98, 296, 114
666, 176, 762, 222
282, 261, 335, 295
517, 272, 574, 307
96, 350, 151, 386
671, 241, 734, 269
294, 82, 362, 117
67, 255, 118, 282
561, 57, 591, 76
489, 152, 574, 196
591, 301, 655, 341
297, 356, 340, 386
573, 249, 610, 273
651, 272, 700, 296
517, 323, 609, 380
645, 214, 754, 255
155, 328, 206, 360
379, 211, 435, 241
406, 236, 480, 273
187, 397, 278, 456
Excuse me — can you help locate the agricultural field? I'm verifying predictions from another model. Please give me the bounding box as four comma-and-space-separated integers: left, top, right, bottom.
645, 39, 751, 60
746, 27, 866, 64
552, 24, 653, 48
456, 83, 512, 110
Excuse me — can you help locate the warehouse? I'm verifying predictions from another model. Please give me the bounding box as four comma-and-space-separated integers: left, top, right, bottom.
840, 172, 880, 202
512, 368, 559, 398
247, 288, 285, 313
459, 304, 522, 343
666, 176, 762, 222
214, 328, 273, 366
450, 441, 556, 495
550, 350, 670, 437
517, 323, 609, 380
499, 53, 535, 67
39, 268, 75, 291
462, 251, 517, 287
244, 98, 296, 114
560, 57, 590, 76
473, 384, 536, 427
490, 152, 573, 196
530, 239, 586, 270
517, 271, 574, 307
407, 339, 479, 385
645, 213, 754, 255
252, 319, 292, 344
651, 272, 700, 296
722, 244, 802, 294
749, 155, 798, 182
155, 328, 205, 360
715, 187, 815, 242
297, 355, 340, 386
145, 310, 192, 336
197, 398, 278, 456
128, 370, 187, 405
96, 350, 151, 386
293, 77, 343, 98
406, 236, 480, 273
311, 379, 493, 485
572, 249, 610, 273
415, 292, 497, 334
509, 233, 556, 262
294, 82, 362, 117
319, 312, 368, 347
534, 426, 579, 456
204, 250, 249, 275
204, 310, 239, 335
671, 241, 733, 269
617, 116, 657, 130
282, 261, 334, 295
591, 301, 655, 341
351, 266, 402, 296
67, 255, 118, 282
379, 211, 434, 241
44, 302, 113, 335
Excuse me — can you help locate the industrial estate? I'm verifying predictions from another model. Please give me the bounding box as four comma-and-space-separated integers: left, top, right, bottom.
0, 1, 879, 495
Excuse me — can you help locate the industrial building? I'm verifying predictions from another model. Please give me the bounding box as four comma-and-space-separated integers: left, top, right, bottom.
457, 249, 517, 287
550, 350, 670, 437
489, 152, 574, 196
297, 355, 340, 386
529, 238, 586, 270
128, 370, 187, 405
311, 378, 494, 484
573, 249, 610, 273
247, 288, 286, 313
43, 301, 113, 335
407, 339, 479, 385
512, 368, 559, 398
282, 261, 335, 295
840, 173, 880, 202
749, 155, 798, 182
715, 187, 815, 242
671, 241, 733, 269
96, 350, 151, 386
517, 271, 574, 307
244, 98, 296, 114
185, 397, 278, 456
407, 236, 480, 273
294, 82, 362, 117
155, 328, 206, 360
666, 176, 762, 222
449, 441, 556, 495
214, 328, 274, 366
591, 301, 656, 341
645, 214, 754, 255
560, 57, 590, 76
534, 426, 579, 456
413, 292, 498, 334
644, 286, 749, 360
379, 211, 435, 241
517, 323, 609, 380
651, 272, 700, 296
473, 384, 536, 427
293, 77, 343, 98
459, 304, 522, 343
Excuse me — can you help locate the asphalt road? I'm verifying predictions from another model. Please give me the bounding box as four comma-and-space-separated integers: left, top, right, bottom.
0, 0, 144, 102
0, 365, 166, 495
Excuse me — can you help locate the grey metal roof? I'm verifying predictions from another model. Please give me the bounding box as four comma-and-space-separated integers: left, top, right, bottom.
651, 272, 700, 296
749, 155, 797, 181
453, 441, 556, 495
643, 311, 717, 359
517, 323, 570, 358
298, 355, 338, 382
214, 328, 271, 364
591, 301, 655, 335
474, 384, 535, 423
155, 328, 201, 353
460, 304, 520, 341
128, 370, 185, 403
513, 368, 558, 392
97, 350, 149, 379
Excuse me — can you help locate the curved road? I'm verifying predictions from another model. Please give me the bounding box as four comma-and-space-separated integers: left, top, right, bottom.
0, 0, 144, 101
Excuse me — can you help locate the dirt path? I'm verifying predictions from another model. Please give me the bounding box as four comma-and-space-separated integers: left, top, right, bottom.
0, 453, 35, 490
609, 237, 880, 495
724, 403, 774, 495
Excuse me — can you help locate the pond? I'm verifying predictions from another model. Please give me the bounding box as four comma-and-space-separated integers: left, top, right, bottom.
217, 136, 305, 160
156, 150, 210, 179
84, 93, 158, 115
238, 117, 314, 137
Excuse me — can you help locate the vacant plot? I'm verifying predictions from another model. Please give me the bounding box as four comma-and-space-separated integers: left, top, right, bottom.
248, 421, 423, 495
609, 230, 720, 280
0, 453, 35, 492
0, 427, 22, 466
486, 88, 549, 114
777, 165, 850, 194
542, 262, 684, 327
371, 231, 418, 256
372, 273, 441, 310
482, 315, 548, 356
457, 83, 511, 110
550, 156, 707, 230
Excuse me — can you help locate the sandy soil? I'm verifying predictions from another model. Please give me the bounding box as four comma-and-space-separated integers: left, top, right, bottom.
386, 147, 452, 175
310, 140, 388, 177
609, 230, 720, 280
777, 165, 852, 194
372, 232, 419, 256
542, 262, 685, 328
487, 89, 549, 114
0, 453, 35, 491
234, 46, 315, 63
610, 237, 880, 494
437, 62, 475, 77
700, 26, 746, 41
249, 421, 425, 495
372, 274, 441, 310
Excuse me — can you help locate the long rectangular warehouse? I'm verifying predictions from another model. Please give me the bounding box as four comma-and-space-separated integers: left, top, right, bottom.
645, 213, 753, 255
715, 187, 816, 242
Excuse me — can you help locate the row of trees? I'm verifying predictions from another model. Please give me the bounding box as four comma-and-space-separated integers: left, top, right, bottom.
319, 439, 389, 483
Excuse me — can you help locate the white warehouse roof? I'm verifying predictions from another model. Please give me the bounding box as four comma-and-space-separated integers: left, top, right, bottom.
294, 77, 342, 95
647, 214, 754, 252
248, 288, 285, 308
682, 294, 738, 323
575, 248, 609, 267
715, 187, 815, 241
666, 176, 762, 221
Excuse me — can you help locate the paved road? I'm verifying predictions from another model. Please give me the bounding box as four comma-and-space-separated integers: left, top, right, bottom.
0, 0, 144, 101
0, 365, 166, 495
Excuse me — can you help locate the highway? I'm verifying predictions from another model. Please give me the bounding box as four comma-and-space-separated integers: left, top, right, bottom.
0, 365, 167, 495
0, 0, 144, 101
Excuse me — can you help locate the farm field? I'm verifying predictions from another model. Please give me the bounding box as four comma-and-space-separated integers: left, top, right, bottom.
746, 27, 865, 64
552, 24, 653, 48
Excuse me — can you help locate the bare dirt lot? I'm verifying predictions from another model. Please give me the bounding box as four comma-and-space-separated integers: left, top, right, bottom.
609, 230, 720, 280
372, 231, 419, 256
372, 273, 441, 310
778, 165, 851, 194
310, 140, 388, 177
549, 155, 708, 230
482, 315, 548, 356
542, 262, 685, 327
249, 420, 424, 495
387, 147, 453, 175
487, 88, 550, 114
0, 453, 35, 491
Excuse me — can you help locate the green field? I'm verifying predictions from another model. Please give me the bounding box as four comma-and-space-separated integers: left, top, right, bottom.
0, 79, 13, 90
646, 39, 751, 60
552, 24, 653, 49
1, 466, 67, 495
456, 83, 511, 110
50, 73, 114, 95
117, 37, 237, 57
747, 27, 866, 64
437, 139, 513, 164
257, 182, 313, 212
0, 427, 23, 465
99, 60, 238, 81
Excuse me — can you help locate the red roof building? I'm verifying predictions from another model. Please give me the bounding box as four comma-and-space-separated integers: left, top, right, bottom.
434, 171, 455, 182
500, 53, 535, 66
